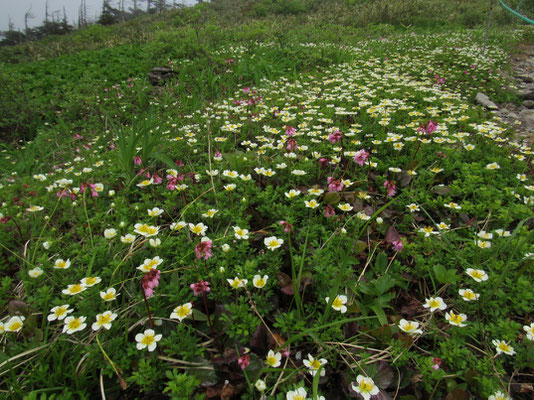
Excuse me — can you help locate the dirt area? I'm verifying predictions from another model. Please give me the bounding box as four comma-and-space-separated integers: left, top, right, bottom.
494, 42, 534, 144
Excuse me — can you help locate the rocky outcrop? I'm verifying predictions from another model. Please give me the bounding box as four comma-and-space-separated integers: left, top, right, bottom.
148, 67, 178, 86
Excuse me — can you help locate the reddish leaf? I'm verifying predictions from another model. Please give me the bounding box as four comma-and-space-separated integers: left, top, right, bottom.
445, 389, 468, 400
385, 226, 400, 243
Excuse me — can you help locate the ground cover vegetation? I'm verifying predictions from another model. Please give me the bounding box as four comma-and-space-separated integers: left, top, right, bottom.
0, 0, 533, 399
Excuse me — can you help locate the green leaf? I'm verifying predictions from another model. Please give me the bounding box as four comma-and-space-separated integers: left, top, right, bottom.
433, 264, 460, 284
370, 304, 388, 326
374, 252, 388, 273
323, 191, 341, 205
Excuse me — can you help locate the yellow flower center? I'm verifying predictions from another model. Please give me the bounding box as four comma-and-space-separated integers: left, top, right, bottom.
142, 335, 155, 346
98, 314, 112, 325
464, 291, 475, 299
293, 396, 305, 400
450, 313, 463, 324
404, 322, 416, 331
68, 319, 81, 330
103, 293, 115, 301
192, 226, 202, 234
310, 359, 321, 370
332, 298, 343, 308
359, 380, 374, 393
177, 306, 190, 318
85, 277, 98, 285
55, 308, 67, 317
255, 279, 265, 287
70, 284, 84, 294
471, 271, 483, 279
498, 343, 510, 352
10, 321, 22, 331
266, 356, 277, 366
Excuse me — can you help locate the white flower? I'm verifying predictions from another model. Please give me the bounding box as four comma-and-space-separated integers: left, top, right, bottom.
233, 226, 249, 240
253, 275, 268, 288
255, 379, 266, 392
486, 162, 500, 170
170, 303, 193, 321
147, 207, 164, 217
221, 243, 231, 252
135, 329, 162, 351
149, 238, 161, 247
304, 199, 319, 209
398, 319, 423, 335
121, 234, 136, 243
286, 387, 308, 400
62, 283, 87, 296
189, 223, 208, 236
351, 375, 380, 400
202, 209, 218, 218
303, 354, 327, 376
338, 203, 353, 212
28, 267, 44, 278
104, 228, 117, 239
406, 203, 420, 212
423, 297, 447, 312
325, 295, 347, 313
42, 241, 50, 250
54, 258, 71, 270
227, 277, 248, 289
134, 223, 159, 237
523, 323, 534, 341
285, 189, 301, 198
264, 236, 284, 250
26, 205, 44, 212
137, 256, 163, 272
488, 391, 511, 400
80, 276, 101, 287
445, 311, 467, 327
170, 221, 187, 231
492, 339, 515, 356
466, 268, 488, 282
4, 316, 25, 332
100, 288, 119, 302
62, 316, 87, 334
92, 311, 117, 331
47, 305, 73, 321
265, 350, 282, 367
459, 288, 480, 301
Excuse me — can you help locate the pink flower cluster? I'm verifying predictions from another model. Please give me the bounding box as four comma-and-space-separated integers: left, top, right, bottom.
141, 269, 161, 298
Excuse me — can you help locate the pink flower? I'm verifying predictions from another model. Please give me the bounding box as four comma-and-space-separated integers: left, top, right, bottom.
392, 239, 404, 252
318, 157, 330, 169
327, 129, 343, 144
195, 240, 213, 260
285, 125, 296, 137
286, 137, 297, 152
73, 133, 83, 140
134, 156, 142, 165
237, 354, 250, 370
141, 269, 161, 298
325, 204, 336, 218
152, 174, 162, 185
280, 221, 293, 233
353, 149, 369, 166
190, 280, 210, 296
431, 357, 442, 370
327, 177, 343, 192
243, 87, 250, 94
214, 150, 222, 159
384, 180, 396, 197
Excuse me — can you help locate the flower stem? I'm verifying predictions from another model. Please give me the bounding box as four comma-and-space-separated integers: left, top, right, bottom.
202, 291, 215, 336
141, 284, 155, 330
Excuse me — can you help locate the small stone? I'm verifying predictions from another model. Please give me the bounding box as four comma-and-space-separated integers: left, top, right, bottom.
475, 93, 498, 110
518, 90, 534, 101
523, 100, 534, 109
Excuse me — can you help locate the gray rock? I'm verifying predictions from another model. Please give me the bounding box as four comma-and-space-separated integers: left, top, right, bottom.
518, 90, 534, 100
148, 67, 178, 86
522, 100, 534, 109
475, 92, 498, 110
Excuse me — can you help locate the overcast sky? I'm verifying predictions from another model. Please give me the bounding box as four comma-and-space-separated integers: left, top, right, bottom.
0, 0, 196, 31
